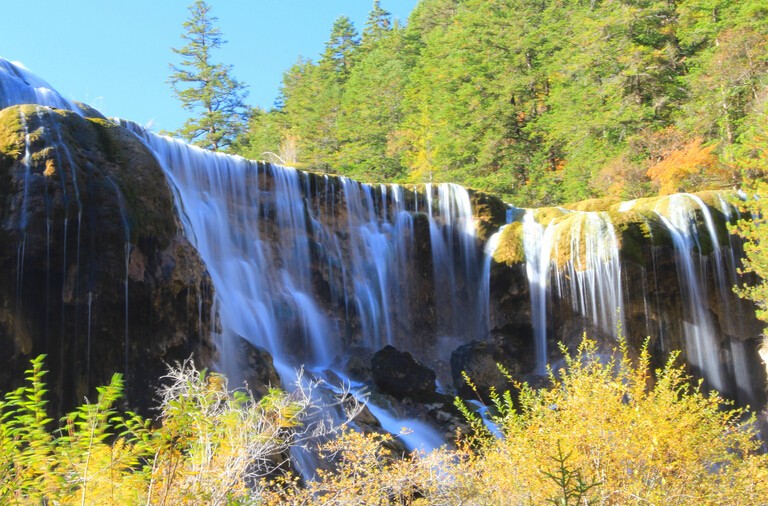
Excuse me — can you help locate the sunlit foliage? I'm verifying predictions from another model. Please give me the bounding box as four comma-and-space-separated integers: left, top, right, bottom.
2, 336, 766, 504
236, 0, 768, 206
0, 357, 310, 505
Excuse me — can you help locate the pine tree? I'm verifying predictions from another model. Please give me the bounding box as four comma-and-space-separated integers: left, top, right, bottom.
336, 27, 408, 180
320, 16, 360, 83
169, 0, 249, 151
363, 0, 393, 45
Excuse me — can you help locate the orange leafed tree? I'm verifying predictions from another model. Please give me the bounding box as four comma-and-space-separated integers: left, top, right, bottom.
646, 137, 732, 195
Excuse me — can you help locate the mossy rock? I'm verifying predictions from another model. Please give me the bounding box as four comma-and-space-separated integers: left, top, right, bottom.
0, 107, 23, 220
0, 107, 23, 159
0, 104, 215, 417
473, 197, 508, 242
562, 197, 619, 212
492, 221, 525, 266
610, 209, 673, 257
88, 117, 175, 246
610, 192, 738, 253
532, 205, 568, 224
470, 189, 507, 225
0, 105, 176, 247
72, 101, 106, 120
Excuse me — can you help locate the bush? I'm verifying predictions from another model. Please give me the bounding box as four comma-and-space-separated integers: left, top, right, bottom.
450, 338, 768, 505
0, 356, 311, 505
2, 339, 766, 504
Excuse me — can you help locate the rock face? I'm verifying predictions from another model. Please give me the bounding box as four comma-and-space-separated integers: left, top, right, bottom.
239, 338, 281, 399
451, 339, 532, 402
0, 105, 214, 416
486, 191, 767, 406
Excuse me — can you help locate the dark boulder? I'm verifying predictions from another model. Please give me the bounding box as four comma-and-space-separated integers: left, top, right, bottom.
451, 341, 518, 402
240, 339, 282, 399
371, 345, 437, 402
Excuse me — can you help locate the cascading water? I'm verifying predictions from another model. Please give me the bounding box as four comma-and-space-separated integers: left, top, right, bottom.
0, 59, 83, 113
340, 177, 397, 351
106, 176, 132, 382
521, 208, 625, 374
1, 56, 764, 451
115, 130, 333, 377
120, 123, 492, 451
522, 210, 554, 375
426, 183, 487, 346
119, 119, 491, 378
557, 212, 625, 341
15, 110, 33, 312
654, 194, 728, 392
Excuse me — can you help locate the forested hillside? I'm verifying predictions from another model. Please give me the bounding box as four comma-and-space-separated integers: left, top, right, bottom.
235, 0, 768, 206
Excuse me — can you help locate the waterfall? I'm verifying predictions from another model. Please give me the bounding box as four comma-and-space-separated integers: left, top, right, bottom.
655, 194, 727, 392
121, 121, 488, 373
0, 56, 764, 439
115, 130, 330, 374
520, 208, 625, 374
15, 110, 33, 312
427, 183, 486, 345
522, 210, 555, 375
558, 212, 625, 337
0, 59, 83, 113
117, 125, 483, 451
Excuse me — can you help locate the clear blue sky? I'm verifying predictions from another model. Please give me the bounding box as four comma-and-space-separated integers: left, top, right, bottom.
1, 0, 418, 133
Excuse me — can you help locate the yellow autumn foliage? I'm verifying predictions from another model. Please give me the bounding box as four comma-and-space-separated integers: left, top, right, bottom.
2, 339, 767, 505
264, 337, 768, 505
447, 338, 768, 505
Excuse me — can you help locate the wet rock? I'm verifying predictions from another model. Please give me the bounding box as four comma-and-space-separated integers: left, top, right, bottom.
469, 189, 508, 243
0, 105, 214, 417
372, 345, 438, 402
343, 346, 374, 382
240, 339, 282, 399
451, 341, 521, 402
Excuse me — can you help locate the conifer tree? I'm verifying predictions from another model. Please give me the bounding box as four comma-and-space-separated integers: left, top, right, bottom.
363, 0, 393, 44
320, 16, 360, 83
169, 0, 248, 151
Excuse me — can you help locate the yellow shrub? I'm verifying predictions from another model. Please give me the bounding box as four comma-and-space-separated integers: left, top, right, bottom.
451, 338, 768, 505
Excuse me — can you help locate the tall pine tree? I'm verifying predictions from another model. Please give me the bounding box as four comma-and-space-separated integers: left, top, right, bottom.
169, 0, 248, 151
363, 0, 393, 45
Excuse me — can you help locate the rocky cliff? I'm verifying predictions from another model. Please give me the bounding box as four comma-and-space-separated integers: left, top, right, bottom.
0, 76, 765, 444
0, 105, 214, 416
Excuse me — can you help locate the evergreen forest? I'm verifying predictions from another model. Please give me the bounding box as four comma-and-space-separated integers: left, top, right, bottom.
235, 0, 768, 206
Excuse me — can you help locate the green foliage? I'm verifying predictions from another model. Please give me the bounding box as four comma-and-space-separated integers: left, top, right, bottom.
232, 107, 287, 164
0, 356, 309, 504
0, 355, 150, 504
362, 0, 393, 46
542, 441, 601, 506
0, 355, 57, 500
335, 27, 409, 181
169, 0, 249, 151
732, 102, 768, 328
233, 0, 768, 206
3, 339, 766, 504
321, 16, 360, 82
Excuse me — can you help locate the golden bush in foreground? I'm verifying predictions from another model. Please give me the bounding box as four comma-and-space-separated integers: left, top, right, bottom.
0, 357, 311, 505
450, 338, 768, 505
263, 337, 768, 505
1, 338, 766, 505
